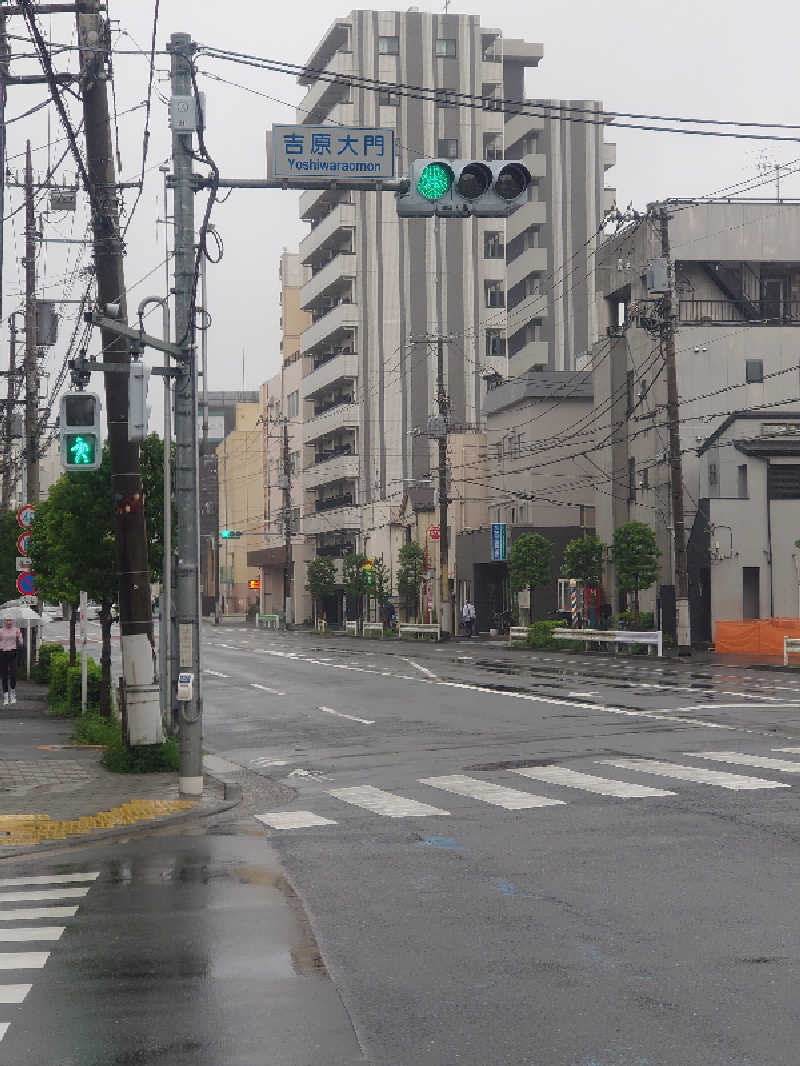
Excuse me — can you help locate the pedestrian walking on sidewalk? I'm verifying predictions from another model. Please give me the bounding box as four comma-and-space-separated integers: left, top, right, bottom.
462, 599, 476, 638
0, 618, 22, 705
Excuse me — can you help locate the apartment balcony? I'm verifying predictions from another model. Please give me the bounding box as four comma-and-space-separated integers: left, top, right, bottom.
504, 110, 545, 148
507, 247, 548, 292
603, 142, 616, 171
507, 339, 549, 376
299, 203, 356, 263
300, 253, 357, 311
300, 299, 359, 354
297, 51, 353, 124
303, 452, 359, 490
302, 350, 358, 400
303, 400, 359, 444
304, 503, 361, 536
522, 152, 546, 179
507, 199, 547, 242
678, 298, 800, 325
300, 185, 351, 221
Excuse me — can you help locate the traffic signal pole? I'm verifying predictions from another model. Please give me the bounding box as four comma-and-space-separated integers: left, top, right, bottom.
436, 336, 451, 640
282, 417, 293, 626
23, 141, 38, 504
169, 32, 203, 795
77, 7, 161, 743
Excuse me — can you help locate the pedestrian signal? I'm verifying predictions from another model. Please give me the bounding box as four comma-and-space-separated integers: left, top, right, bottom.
59, 391, 102, 471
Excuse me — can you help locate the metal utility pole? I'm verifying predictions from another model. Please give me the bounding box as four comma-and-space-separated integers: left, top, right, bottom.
158, 164, 173, 728
168, 31, 203, 795
2, 314, 17, 509
436, 335, 451, 640
23, 141, 38, 504
659, 206, 690, 652
77, 8, 161, 741
282, 417, 292, 626
0, 14, 9, 327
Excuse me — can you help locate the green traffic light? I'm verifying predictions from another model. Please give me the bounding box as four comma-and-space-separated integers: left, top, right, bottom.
221, 529, 232, 538
65, 433, 96, 466
417, 162, 453, 201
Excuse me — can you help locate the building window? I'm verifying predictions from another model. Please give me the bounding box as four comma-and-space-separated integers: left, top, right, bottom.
482, 84, 502, 111
737, 464, 748, 498
378, 36, 400, 55
483, 135, 503, 162
746, 359, 764, 383
434, 88, 458, 108
628, 456, 636, 502
626, 370, 634, 414
485, 281, 504, 308
437, 138, 459, 159
378, 90, 400, 106
484, 231, 504, 259
486, 328, 505, 357
435, 38, 457, 58
287, 390, 300, 418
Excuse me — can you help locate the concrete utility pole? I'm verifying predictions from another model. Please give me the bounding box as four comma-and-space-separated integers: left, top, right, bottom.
282, 417, 292, 626
2, 314, 17, 509
0, 14, 9, 326
659, 206, 691, 652
23, 140, 38, 504
77, 8, 161, 741
436, 335, 451, 640
168, 31, 203, 795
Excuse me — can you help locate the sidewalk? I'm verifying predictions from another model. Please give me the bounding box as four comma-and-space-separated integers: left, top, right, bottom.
0, 679, 232, 857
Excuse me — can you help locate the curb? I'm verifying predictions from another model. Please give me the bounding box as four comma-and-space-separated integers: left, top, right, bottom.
0, 767, 244, 861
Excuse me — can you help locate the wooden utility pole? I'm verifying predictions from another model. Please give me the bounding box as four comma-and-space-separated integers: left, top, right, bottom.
77, 8, 160, 739
659, 206, 691, 651
23, 140, 38, 503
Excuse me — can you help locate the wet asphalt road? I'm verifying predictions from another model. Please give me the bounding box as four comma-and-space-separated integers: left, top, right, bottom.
14, 622, 800, 1065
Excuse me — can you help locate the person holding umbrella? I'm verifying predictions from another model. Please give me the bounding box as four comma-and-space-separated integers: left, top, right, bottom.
0, 616, 22, 705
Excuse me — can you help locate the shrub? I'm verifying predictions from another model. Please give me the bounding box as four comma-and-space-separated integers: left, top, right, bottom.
72, 713, 179, 773
526, 619, 567, 649
72, 712, 119, 747
614, 610, 655, 631
32, 642, 66, 683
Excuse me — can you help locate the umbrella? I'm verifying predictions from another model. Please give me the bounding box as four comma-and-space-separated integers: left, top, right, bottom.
0, 606, 48, 625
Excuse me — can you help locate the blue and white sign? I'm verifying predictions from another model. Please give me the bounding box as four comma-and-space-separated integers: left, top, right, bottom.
491, 522, 507, 562
272, 125, 395, 179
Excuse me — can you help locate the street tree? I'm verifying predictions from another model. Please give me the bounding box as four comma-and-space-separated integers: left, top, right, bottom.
611, 520, 661, 622
562, 534, 606, 621
397, 541, 424, 621
509, 532, 553, 621
29, 496, 81, 665
342, 552, 368, 619
306, 555, 336, 626
0, 510, 23, 604
371, 555, 391, 606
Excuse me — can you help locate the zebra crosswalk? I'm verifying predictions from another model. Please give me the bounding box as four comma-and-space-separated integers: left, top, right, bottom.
253, 747, 800, 830
0, 870, 98, 1045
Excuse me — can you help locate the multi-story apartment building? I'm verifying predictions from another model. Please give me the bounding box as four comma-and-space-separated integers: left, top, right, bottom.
593, 201, 800, 642
215, 401, 262, 613
294, 9, 615, 592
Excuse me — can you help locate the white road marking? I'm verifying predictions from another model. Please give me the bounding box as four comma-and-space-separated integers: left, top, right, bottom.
250, 757, 290, 768
567, 692, 595, 699
0, 1022, 8, 1040
0, 928, 64, 943
329, 785, 450, 818
420, 775, 565, 810
0, 984, 31, 1004
774, 747, 800, 753
400, 657, 438, 679
0, 888, 90, 904
677, 703, 800, 712
0, 952, 49, 969
251, 683, 286, 696
0, 907, 77, 921
255, 811, 337, 830
204, 669, 229, 678
287, 768, 328, 779
686, 751, 800, 773
0, 873, 98, 889
317, 705, 375, 725
598, 758, 790, 791
511, 765, 676, 798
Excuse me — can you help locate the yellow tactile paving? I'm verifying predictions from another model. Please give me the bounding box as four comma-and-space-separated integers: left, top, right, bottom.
0, 799, 197, 845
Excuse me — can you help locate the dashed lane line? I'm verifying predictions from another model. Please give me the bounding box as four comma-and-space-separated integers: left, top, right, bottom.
317, 705, 375, 725
251, 683, 286, 696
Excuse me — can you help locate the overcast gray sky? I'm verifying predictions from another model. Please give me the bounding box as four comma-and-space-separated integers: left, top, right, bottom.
5, 0, 799, 430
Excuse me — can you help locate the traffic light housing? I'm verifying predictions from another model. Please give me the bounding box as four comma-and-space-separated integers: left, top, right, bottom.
59, 391, 102, 471
221, 529, 242, 540
395, 158, 532, 218
363, 559, 374, 586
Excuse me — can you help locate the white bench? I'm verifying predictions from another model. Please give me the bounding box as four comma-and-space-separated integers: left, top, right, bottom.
784, 637, 800, 665
557, 628, 663, 657
257, 614, 281, 630
398, 623, 440, 641
345, 620, 360, 636
363, 622, 384, 638
508, 626, 528, 646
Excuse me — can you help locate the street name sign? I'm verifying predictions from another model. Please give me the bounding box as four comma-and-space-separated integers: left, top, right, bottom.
273, 125, 395, 179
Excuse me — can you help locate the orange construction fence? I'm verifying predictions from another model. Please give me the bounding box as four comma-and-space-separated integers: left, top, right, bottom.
714, 618, 800, 656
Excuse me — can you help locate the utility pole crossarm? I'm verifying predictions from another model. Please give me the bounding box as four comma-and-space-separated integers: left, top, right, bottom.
89, 311, 185, 360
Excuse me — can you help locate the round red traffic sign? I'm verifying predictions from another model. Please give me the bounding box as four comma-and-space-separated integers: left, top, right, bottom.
16, 533, 31, 555
16, 504, 35, 529
16, 572, 35, 596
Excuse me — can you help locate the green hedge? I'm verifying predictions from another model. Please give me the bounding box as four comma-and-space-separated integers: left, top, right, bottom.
526, 619, 568, 649
614, 610, 655, 631
45, 648, 104, 717
72, 712, 179, 773
32, 642, 66, 683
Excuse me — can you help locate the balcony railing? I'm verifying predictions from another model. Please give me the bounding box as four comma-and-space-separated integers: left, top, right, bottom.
314, 442, 355, 464
315, 491, 355, 513
679, 299, 800, 324
312, 297, 353, 324
316, 542, 355, 558
313, 395, 354, 418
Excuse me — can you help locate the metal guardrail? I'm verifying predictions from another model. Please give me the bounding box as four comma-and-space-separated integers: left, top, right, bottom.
345, 620, 360, 636
557, 628, 663, 657
256, 614, 281, 630
363, 622, 384, 638
508, 626, 528, 646
398, 622, 440, 641
784, 637, 800, 665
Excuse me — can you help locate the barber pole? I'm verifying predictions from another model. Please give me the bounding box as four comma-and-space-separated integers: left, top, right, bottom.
570, 579, 578, 628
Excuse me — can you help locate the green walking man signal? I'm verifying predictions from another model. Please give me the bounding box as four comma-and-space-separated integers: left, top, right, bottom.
221, 529, 242, 539
59, 391, 102, 471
